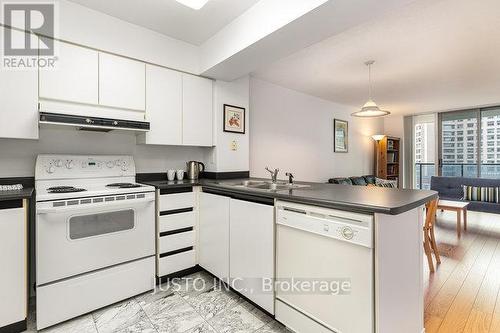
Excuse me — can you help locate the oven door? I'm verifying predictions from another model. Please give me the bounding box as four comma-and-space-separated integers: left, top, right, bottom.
36, 192, 155, 285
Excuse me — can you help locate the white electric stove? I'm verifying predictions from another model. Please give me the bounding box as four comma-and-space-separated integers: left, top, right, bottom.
35, 155, 156, 330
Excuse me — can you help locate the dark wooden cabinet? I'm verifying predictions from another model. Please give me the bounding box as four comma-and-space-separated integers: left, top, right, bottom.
375, 136, 401, 187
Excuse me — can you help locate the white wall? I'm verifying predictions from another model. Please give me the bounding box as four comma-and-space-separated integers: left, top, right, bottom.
0, 128, 206, 177
205, 76, 250, 172
250, 78, 383, 182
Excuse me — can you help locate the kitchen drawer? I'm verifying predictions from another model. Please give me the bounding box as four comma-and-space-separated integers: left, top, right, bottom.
159, 211, 195, 233
37, 257, 154, 330
159, 192, 194, 212
157, 250, 195, 277
159, 231, 195, 254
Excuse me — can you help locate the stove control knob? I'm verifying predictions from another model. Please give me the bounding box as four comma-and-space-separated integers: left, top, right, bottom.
65, 160, 75, 169
106, 161, 114, 168
46, 165, 55, 174
54, 159, 63, 168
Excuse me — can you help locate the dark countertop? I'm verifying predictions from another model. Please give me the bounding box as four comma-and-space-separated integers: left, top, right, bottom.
141, 179, 200, 189
140, 177, 437, 215
0, 187, 34, 201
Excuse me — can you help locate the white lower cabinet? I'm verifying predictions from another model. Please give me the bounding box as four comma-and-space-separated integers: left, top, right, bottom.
229, 199, 275, 314
156, 190, 197, 279
0, 200, 27, 330
198, 192, 230, 282
198, 191, 275, 314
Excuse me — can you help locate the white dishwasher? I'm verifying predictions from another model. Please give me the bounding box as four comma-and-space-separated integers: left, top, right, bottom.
275, 201, 374, 333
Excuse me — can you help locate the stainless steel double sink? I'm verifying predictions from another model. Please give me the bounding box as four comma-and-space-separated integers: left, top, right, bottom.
221, 180, 310, 192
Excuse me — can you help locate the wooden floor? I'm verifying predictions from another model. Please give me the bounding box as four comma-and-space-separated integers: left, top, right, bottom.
424, 210, 500, 333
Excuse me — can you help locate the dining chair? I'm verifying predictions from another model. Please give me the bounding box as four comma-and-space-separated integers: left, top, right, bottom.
424, 198, 441, 273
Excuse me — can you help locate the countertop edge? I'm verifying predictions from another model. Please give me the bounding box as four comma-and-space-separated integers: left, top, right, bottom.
0, 188, 35, 202
139, 180, 438, 215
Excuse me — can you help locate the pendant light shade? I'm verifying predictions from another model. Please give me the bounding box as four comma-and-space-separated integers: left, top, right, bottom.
352, 61, 390, 118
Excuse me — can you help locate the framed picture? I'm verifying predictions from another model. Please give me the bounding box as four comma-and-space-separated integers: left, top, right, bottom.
223, 104, 246, 134
334, 119, 348, 153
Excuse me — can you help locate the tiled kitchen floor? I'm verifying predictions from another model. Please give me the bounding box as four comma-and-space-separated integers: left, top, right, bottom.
25, 271, 289, 333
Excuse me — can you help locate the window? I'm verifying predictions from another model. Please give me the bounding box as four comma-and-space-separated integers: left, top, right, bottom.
441, 110, 478, 177
441, 107, 500, 178
69, 210, 134, 240
414, 116, 436, 189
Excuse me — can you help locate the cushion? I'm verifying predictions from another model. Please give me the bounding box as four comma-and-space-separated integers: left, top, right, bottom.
363, 175, 376, 185
375, 178, 398, 188
329, 177, 353, 185
463, 185, 499, 203
431, 176, 500, 200
350, 177, 368, 186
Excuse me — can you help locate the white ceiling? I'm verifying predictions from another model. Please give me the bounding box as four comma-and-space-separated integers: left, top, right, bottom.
66, 0, 259, 45
253, 0, 500, 116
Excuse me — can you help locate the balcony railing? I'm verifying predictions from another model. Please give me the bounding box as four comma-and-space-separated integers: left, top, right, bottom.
415, 162, 500, 189
415, 163, 435, 190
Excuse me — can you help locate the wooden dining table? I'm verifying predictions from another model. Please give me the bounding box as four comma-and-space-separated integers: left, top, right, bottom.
437, 199, 470, 237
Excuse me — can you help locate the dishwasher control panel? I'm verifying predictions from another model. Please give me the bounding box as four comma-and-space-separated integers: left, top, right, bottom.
276, 202, 373, 248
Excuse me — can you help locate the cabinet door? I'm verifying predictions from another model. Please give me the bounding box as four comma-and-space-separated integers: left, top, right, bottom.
182, 74, 213, 146
99, 53, 145, 111
39, 40, 98, 105
0, 27, 38, 139
230, 199, 275, 314
139, 65, 182, 145
0, 203, 26, 327
198, 192, 230, 282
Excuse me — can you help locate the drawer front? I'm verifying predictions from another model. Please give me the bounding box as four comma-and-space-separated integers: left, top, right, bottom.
159, 212, 195, 233
158, 250, 196, 277
159, 193, 194, 212
159, 231, 195, 254
37, 257, 154, 330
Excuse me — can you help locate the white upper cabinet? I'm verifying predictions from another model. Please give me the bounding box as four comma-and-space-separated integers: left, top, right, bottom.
137, 65, 182, 145
39, 41, 98, 105
0, 26, 38, 140
99, 53, 146, 111
182, 74, 213, 146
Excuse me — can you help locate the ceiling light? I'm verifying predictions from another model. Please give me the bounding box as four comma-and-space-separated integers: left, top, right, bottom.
175, 0, 209, 10
352, 60, 390, 118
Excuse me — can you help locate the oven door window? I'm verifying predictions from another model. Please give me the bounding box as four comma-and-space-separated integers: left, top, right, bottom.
69, 209, 135, 240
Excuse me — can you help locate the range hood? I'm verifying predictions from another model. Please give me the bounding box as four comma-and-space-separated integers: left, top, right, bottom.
39, 112, 150, 133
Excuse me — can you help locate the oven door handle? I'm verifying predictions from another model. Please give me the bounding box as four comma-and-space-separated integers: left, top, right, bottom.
37, 197, 155, 214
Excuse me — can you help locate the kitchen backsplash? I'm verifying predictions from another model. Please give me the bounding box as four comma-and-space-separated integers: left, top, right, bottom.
0, 127, 209, 177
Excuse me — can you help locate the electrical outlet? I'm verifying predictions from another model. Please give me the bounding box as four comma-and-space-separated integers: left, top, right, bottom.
231, 140, 238, 151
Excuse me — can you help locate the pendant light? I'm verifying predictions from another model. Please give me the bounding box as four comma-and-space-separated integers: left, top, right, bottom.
352, 60, 390, 117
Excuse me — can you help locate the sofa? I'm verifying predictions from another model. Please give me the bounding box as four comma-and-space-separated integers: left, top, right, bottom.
328, 175, 376, 186
430, 176, 500, 214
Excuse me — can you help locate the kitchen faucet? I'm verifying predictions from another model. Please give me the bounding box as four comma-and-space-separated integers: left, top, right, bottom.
265, 167, 279, 183
285, 172, 294, 185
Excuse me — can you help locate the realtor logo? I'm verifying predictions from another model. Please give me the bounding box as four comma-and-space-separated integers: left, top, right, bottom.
2, 1, 58, 69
